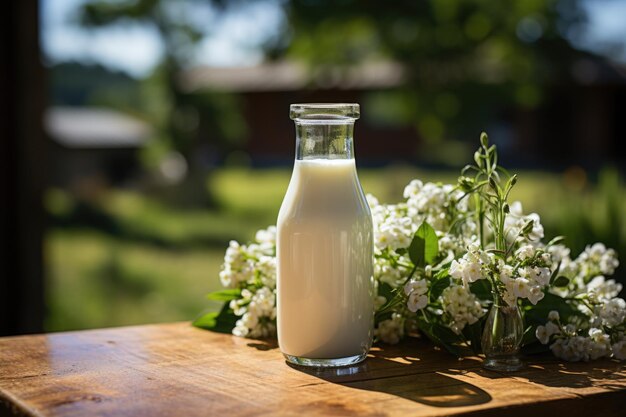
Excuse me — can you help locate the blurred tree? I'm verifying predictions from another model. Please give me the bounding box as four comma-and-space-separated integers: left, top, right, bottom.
274, 0, 588, 145
80, 0, 246, 205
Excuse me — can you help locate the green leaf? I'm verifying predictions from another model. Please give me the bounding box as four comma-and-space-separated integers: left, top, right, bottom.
523, 293, 584, 326
462, 321, 483, 354
469, 279, 492, 301
375, 310, 394, 325
429, 277, 450, 301
546, 236, 565, 246
206, 289, 242, 302
433, 268, 449, 280
431, 323, 465, 357
521, 342, 550, 355
417, 319, 464, 357
548, 261, 562, 284
474, 150, 482, 168
193, 302, 238, 334
408, 222, 439, 268
521, 324, 538, 346
377, 282, 395, 303
464, 319, 485, 354
552, 276, 570, 288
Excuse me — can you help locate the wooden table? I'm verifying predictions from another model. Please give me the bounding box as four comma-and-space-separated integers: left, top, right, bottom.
0, 322, 624, 416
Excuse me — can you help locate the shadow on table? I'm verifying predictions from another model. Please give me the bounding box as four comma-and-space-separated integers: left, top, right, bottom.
500, 356, 626, 391
247, 336, 626, 407
287, 342, 492, 408
246, 340, 278, 351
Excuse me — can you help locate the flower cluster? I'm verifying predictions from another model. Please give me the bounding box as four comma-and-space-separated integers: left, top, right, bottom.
504, 202, 544, 243
375, 313, 405, 344
536, 308, 625, 361
231, 287, 276, 338
440, 285, 485, 334
218, 226, 277, 338
404, 279, 429, 312
196, 136, 623, 363
403, 180, 467, 232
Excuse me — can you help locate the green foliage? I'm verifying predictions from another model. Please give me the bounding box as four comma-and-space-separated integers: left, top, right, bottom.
206, 289, 242, 302
417, 317, 465, 357
522, 293, 585, 327
552, 276, 570, 288
193, 303, 238, 334
429, 276, 450, 302
409, 222, 439, 268
462, 321, 483, 354
282, 0, 587, 140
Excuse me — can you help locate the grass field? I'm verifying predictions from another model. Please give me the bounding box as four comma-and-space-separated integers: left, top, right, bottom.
45, 166, 625, 331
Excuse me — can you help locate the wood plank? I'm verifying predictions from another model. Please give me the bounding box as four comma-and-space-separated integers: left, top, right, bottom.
0, 322, 624, 417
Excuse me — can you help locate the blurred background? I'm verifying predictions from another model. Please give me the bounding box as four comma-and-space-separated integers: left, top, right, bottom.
1, 0, 624, 335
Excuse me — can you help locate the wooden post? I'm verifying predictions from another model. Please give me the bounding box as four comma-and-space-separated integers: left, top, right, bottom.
0, 0, 45, 335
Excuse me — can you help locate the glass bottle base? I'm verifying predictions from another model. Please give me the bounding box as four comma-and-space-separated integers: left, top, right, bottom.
483, 356, 524, 372
283, 352, 367, 368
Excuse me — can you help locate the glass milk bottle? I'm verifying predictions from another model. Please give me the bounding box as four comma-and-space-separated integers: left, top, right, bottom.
277, 103, 374, 367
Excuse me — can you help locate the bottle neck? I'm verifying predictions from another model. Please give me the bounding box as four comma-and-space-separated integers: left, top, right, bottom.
295, 120, 355, 160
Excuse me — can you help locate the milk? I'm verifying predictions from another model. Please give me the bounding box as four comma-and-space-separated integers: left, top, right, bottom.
277, 158, 374, 360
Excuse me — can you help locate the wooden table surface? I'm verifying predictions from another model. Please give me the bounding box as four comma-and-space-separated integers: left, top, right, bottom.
0, 322, 625, 417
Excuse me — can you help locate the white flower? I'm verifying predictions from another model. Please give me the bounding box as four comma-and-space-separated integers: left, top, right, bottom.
371, 203, 414, 250
403, 179, 423, 199
374, 295, 387, 310
403, 180, 467, 233
527, 285, 545, 305
548, 244, 571, 264
376, 313, 405, 344
535, 267, 552, 287
505, 201, 544, 242
545, 321, 560, 336
366, 193, 380, 208
588, 328, 611, 360
516, 245, 535, 260
525, 213, 545, 241
405, 279, 429, 312
449, 251, 486, 287
612, 340, 626, 360
404, 279, 428, 296
499, 263, 515, 283
255, 226, 277, 246
521, 266, 551, 287
513, 278, 530, 298
230, 286, 277, 339
548, 310, 560, 321
597, 298, 626, 327
449, 260, 463, 279
550, 336, 590, 362
536, 325, 550, 344
220, 240, 255, 288
375, 256, 409, 287
441, 285, 485, 334
587, 276, 623, 301
464, 262, 483, 283
576, 243, 620, 277
407, 293, 428, 312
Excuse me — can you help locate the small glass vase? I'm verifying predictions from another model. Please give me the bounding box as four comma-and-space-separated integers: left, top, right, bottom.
481, 294, 525, 372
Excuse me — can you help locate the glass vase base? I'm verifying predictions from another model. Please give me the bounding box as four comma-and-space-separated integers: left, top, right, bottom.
483, 356, 525, 372
283, 352, 367, 368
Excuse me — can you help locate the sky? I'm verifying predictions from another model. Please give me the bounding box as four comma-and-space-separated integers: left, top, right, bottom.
40, 0, 285, 77
40, 0, 626, 78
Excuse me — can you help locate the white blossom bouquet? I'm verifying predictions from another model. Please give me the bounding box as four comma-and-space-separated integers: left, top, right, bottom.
194, 134, 624, 362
